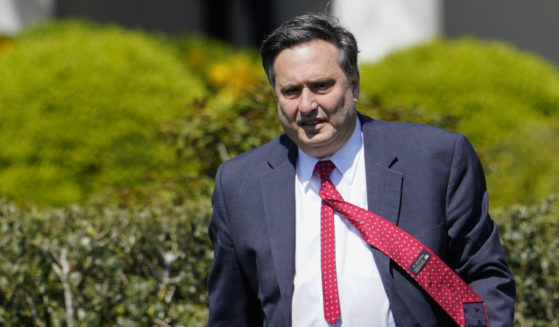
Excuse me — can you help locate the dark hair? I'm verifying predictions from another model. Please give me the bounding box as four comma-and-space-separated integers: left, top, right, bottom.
260, 13, 359, 87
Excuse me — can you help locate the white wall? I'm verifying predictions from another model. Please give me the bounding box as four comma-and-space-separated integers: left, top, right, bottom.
333, 0, 442, 63
0, 0, 55, 35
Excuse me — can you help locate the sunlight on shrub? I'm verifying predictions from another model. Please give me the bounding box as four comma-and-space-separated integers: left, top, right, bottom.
359, 38, 559, 207
0, 21, 206, 205
494, 195, 559, 326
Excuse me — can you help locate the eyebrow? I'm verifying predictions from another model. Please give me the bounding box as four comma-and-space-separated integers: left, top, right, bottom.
278, 78, 335, 92
277, 84, 297, 95
310, 78, 335, 87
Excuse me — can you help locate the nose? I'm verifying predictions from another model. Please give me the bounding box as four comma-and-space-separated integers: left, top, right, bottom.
299, 87, 318, 114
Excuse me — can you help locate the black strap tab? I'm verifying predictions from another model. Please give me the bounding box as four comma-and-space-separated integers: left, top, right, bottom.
409, 249, 431, 275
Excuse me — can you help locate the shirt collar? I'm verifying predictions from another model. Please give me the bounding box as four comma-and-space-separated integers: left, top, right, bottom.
297, 117, 363, 185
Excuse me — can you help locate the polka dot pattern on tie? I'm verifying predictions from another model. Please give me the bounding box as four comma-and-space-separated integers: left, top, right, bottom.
314, 160, 488, 327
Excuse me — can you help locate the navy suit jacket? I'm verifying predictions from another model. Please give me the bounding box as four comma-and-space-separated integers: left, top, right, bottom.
208, 115, 515, 326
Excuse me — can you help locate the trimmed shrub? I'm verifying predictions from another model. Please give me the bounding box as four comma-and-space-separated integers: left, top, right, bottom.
163, 35, 281, 180
1, 194, 557, 326
359, 38, 559, 207
0, 198, 212, 326
494, 195, 559, 326
0, 21, 206, 206
174, 35, 264, 92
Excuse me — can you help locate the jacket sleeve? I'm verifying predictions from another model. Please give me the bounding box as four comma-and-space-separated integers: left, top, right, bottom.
207, 165, 264, 326
445, 134, 515, 326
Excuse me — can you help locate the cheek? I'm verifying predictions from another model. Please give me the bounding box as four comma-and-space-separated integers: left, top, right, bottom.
278, 101, 297, 120
322, 92, 348, 114
328, 94, 354, 123
277, 106, 293, 130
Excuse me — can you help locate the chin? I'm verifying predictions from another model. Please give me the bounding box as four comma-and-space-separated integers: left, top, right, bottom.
302, 141, 337, 157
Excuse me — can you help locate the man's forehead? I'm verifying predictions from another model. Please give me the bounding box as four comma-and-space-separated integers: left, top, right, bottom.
273, 41, 340, 71
276, 39, 339, 59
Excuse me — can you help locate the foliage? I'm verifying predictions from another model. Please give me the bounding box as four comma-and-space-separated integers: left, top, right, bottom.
163, 35, 281, 180
0, 198, 212, 326
358, 38, 559, 207
0, 35, 13, 56
0, 20, 206, 206
4, 24, 558, 210
174, 34, 264, 91
1, 194, 557, 326
494, 195, 559, 326
169, 37, 559, 209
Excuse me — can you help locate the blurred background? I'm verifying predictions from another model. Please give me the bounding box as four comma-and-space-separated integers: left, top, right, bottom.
0, 0, 558, 326
2, 0, 559, 63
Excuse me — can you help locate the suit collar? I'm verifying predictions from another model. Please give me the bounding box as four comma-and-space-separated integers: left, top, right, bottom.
266, 134, 298, 170
360, 113, 402, 227
359, 114, 400, 169
261, 135, 298, 301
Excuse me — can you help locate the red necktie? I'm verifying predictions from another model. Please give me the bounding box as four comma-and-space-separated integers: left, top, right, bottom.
315, 160, 489, 327
319, 166, 341, 324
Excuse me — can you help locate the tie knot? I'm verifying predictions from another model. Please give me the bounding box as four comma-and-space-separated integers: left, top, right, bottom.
314, 160, 335, 182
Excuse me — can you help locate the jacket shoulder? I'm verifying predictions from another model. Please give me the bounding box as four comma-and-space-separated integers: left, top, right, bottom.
215, 134, 295, 183
363, 117, 462, 142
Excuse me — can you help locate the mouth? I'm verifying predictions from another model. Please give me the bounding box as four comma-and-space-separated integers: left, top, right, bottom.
299, 118, 327, 130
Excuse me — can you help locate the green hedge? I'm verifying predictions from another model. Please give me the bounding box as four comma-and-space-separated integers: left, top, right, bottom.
359, 38, 559, 207
0, 196, 557, 326
2, 22, 558, 209
0, 198, 212, 326
0, 21, 206, 206
495, 195, 559, 326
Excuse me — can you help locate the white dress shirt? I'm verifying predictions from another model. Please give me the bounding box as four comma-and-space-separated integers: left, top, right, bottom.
291, 119, 396, 326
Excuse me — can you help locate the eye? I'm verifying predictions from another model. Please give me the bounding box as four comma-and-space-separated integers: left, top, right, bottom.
313, 80, 334, 93
281, 87, 300, 98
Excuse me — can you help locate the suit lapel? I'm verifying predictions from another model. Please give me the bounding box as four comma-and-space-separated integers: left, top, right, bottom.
361, 115, 403, 225
260, 136, 298, 300
360, 115, 404, 299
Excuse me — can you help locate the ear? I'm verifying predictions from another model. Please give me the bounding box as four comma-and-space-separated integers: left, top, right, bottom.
350, 71, 360, 102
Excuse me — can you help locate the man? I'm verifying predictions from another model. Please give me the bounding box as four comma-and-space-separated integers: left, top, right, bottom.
208, 13, 515, 326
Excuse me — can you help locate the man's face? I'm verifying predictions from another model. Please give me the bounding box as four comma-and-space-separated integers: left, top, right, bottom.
273, 40, 359, 158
